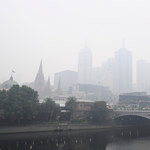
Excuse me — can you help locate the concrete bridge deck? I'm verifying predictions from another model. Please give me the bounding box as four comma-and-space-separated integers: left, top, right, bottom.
112, 110, 150, 119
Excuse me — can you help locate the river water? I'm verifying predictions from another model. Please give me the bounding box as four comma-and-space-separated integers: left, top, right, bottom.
0, 126, 150, 150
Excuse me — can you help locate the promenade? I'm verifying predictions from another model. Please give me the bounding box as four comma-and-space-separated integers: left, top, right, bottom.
0, 123, 122, 134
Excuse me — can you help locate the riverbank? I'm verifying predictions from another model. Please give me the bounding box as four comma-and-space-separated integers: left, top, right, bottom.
0, 123, 147, 134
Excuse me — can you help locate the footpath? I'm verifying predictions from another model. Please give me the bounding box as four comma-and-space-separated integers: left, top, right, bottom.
0, 123, 132, 134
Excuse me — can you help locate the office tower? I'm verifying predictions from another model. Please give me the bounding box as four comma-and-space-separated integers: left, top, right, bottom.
78, 42, 92, 84
92, 67, 102, 84
137, 60, 150, 93
114, 41, 132, 94
101, 58, 114, 93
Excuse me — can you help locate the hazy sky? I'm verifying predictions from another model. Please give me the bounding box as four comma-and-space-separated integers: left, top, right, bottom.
1, 0, 150, 84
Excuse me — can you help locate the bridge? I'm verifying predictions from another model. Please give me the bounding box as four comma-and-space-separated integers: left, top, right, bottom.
112, 110, 150, 125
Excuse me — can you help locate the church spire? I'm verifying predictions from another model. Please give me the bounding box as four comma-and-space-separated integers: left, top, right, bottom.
34, 60, 45, 99
44, 76, 51, 98
38, 60, 43, 74
56, 78, 62, 95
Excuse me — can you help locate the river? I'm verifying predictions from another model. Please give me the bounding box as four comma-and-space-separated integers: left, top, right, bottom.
0, 126, 150, 150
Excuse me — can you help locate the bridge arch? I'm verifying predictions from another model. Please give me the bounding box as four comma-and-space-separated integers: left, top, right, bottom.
114, 114, 150, 125
114, 114, 150, 120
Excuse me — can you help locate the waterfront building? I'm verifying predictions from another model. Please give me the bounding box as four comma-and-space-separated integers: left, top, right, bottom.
78, 42, 92, 84
119, 92, 150, 106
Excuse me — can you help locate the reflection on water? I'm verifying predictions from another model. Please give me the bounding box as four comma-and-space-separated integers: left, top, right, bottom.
1, 126, 150, 150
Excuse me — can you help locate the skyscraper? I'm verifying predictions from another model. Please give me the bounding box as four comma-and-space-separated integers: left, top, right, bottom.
114, 41, 132, 94
136, 60, 150, 93
101, 58, 114, 93
78, 42, 92, 84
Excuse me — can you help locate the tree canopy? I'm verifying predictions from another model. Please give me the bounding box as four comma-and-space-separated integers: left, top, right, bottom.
43, 98, 56, 122
90, 101, 108, 124
65, 96, 78, 110
0, 85, 39, 124
65, 96, 78, 120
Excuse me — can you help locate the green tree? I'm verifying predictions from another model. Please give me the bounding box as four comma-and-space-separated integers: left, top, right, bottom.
43, 98, 56, 122
90, 101, 108, 124
0, 90, 8, 119
5, 85, 39, 124
54, 105, 61, 121
65, 97, 78, 120
21, 85, 39, 121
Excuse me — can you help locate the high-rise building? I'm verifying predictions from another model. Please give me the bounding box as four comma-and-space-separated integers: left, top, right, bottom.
78, 42, 92, 84
101, 58, 114, 93
114, 41, 132, 94
34, 60, 45, 99
136, 60, 150, 93
92, 67, 102, 84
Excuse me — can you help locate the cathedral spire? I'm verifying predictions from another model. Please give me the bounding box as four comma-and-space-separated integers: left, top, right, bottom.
34, 60, 45, 99
38, 60, 43, 74
56, 78, 62, 95
44, 76, 51, 98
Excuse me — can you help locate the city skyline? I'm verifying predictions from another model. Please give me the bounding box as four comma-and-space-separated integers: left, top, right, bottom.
0, 41, 149, 86
1, 0, 150, 84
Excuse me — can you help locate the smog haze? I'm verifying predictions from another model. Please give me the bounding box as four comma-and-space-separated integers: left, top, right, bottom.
0, 0, 150, 84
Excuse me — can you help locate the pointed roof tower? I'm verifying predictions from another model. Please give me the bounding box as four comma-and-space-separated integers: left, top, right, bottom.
38, 59, 43, 74
56, 78, 62, 95
44, 76, 51, 98
34, 60, 45, 99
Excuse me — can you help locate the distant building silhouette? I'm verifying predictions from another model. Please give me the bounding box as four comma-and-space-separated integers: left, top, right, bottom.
34, 60, 51, 99
54, 70, 78, 94
56, 78, 62, 95
34, 60, 45, 99
78, 42, 92, 84
101, 58, 114, 93
92, 67, 102, 84
0, 75, 18, 90
136, 60, 150, 94
119, 92, 150, 106
114, 40, 132, 94
44, 76, 51, 98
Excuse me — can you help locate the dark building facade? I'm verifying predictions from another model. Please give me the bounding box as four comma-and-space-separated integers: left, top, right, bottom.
119, 92, 150, 106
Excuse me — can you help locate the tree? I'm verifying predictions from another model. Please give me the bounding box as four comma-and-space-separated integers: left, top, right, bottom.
4, 85, 39, 124
65, 97, 78, 120
90, 101, 108, 124
43, 98, 56, 122
0, 90, 7, 119
54, 105, 61, 121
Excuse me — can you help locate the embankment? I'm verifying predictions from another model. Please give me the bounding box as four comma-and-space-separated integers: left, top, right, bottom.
0, 123, 138, 134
